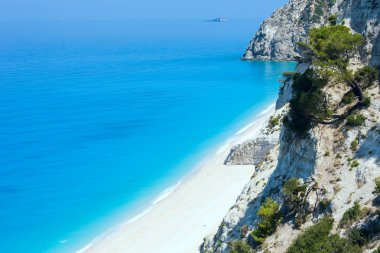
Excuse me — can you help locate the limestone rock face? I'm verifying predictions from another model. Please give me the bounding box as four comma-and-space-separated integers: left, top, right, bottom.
242, 0, 334, 61
224, 137, 278, 166
338, 0, 380, 67
244, 0, 380, 68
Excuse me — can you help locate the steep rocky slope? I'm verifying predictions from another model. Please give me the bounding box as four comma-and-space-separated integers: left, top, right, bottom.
202, 61, 380, 253
202, 1, 380, 252
243, 0, 380, 67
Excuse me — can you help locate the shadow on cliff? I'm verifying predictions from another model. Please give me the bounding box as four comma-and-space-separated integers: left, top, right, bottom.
370, 32, 380, 68
355, 123, 380, 165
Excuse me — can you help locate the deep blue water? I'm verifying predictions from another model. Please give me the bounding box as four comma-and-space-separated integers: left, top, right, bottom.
0, 20, 296, 253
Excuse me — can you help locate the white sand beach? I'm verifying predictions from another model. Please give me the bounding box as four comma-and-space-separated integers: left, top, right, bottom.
82, 105, 275, 253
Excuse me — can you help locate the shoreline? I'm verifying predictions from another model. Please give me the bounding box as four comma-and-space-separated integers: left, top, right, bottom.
79, 103, 276, 253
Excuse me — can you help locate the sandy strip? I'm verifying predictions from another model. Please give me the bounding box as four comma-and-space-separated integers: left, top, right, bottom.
82, 105, 275, 253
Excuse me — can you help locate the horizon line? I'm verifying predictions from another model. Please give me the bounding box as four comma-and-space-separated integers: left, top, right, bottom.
0, 17, 267, 22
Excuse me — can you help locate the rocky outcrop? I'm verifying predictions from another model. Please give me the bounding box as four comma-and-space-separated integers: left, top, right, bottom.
243, 0, 380, 68
242, 0, 335, 61
224, 137, 278, 166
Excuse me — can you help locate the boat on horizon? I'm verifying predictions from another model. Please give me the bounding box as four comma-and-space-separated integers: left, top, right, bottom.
207, 17, 227, 22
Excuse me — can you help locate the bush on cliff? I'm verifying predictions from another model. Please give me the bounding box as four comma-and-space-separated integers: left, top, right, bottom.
341, 91, 355, 105
300, 25, 367, 102
346, 113, 366, 127
354, 66, 379, 88
250, 198, 282, 244
327, 14, 338, 26
283, 178, 307, 213
307, 25, 364, 72
268, 115, 281, 129
347, 228, 368, 247
283, 71, 296, 78
363, 96, 371, 107
285, 69, 331, 136
339, 201, 362, 228
286, 217, 361, 253
290, 25, 376, 137
230, 240, 252, 253
374, 177, 380, 196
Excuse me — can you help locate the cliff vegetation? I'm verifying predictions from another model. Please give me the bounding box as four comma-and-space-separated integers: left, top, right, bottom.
202, 1, 380, 252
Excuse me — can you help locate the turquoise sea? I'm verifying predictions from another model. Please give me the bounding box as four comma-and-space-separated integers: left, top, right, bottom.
0, 20, 296, 252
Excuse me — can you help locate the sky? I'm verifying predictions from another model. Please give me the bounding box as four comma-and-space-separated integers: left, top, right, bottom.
0, 0, 288, 21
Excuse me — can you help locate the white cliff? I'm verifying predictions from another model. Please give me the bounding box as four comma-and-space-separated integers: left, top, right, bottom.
202, 1, 380, 252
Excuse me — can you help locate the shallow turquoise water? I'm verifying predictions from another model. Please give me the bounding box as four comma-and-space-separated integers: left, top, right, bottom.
0, 20, 296, 252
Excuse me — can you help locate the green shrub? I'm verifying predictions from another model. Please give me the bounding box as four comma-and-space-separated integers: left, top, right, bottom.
288, 89, 330, 135
286, 217, 361, 253
326, 234, 361, 253
283, 114, 311, 137
307, 25, 364, 70
346, 114, 365, 127
299, 25, 367, 101
347, 228, 368, 247
250, 198, 282, 244
350, 139, 359, 151
230, 240, 252, 253
269, 115, 281, 129
373, 246, 380, 253
292, 69, 328, 93
283, 71, 296, 78
350, 160, 360, 168
354, 66, 379, 88
286, 69, 331, 136
328, 14, 338, 25
374, 177, 380, 195
302, 25, 363, 73
339, 201, 361, 228
363, 96, 371, 107
342, 91, 355, 105
283, 178, 307, 212
295, 90, 328, 117
240, 225, 249, 237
